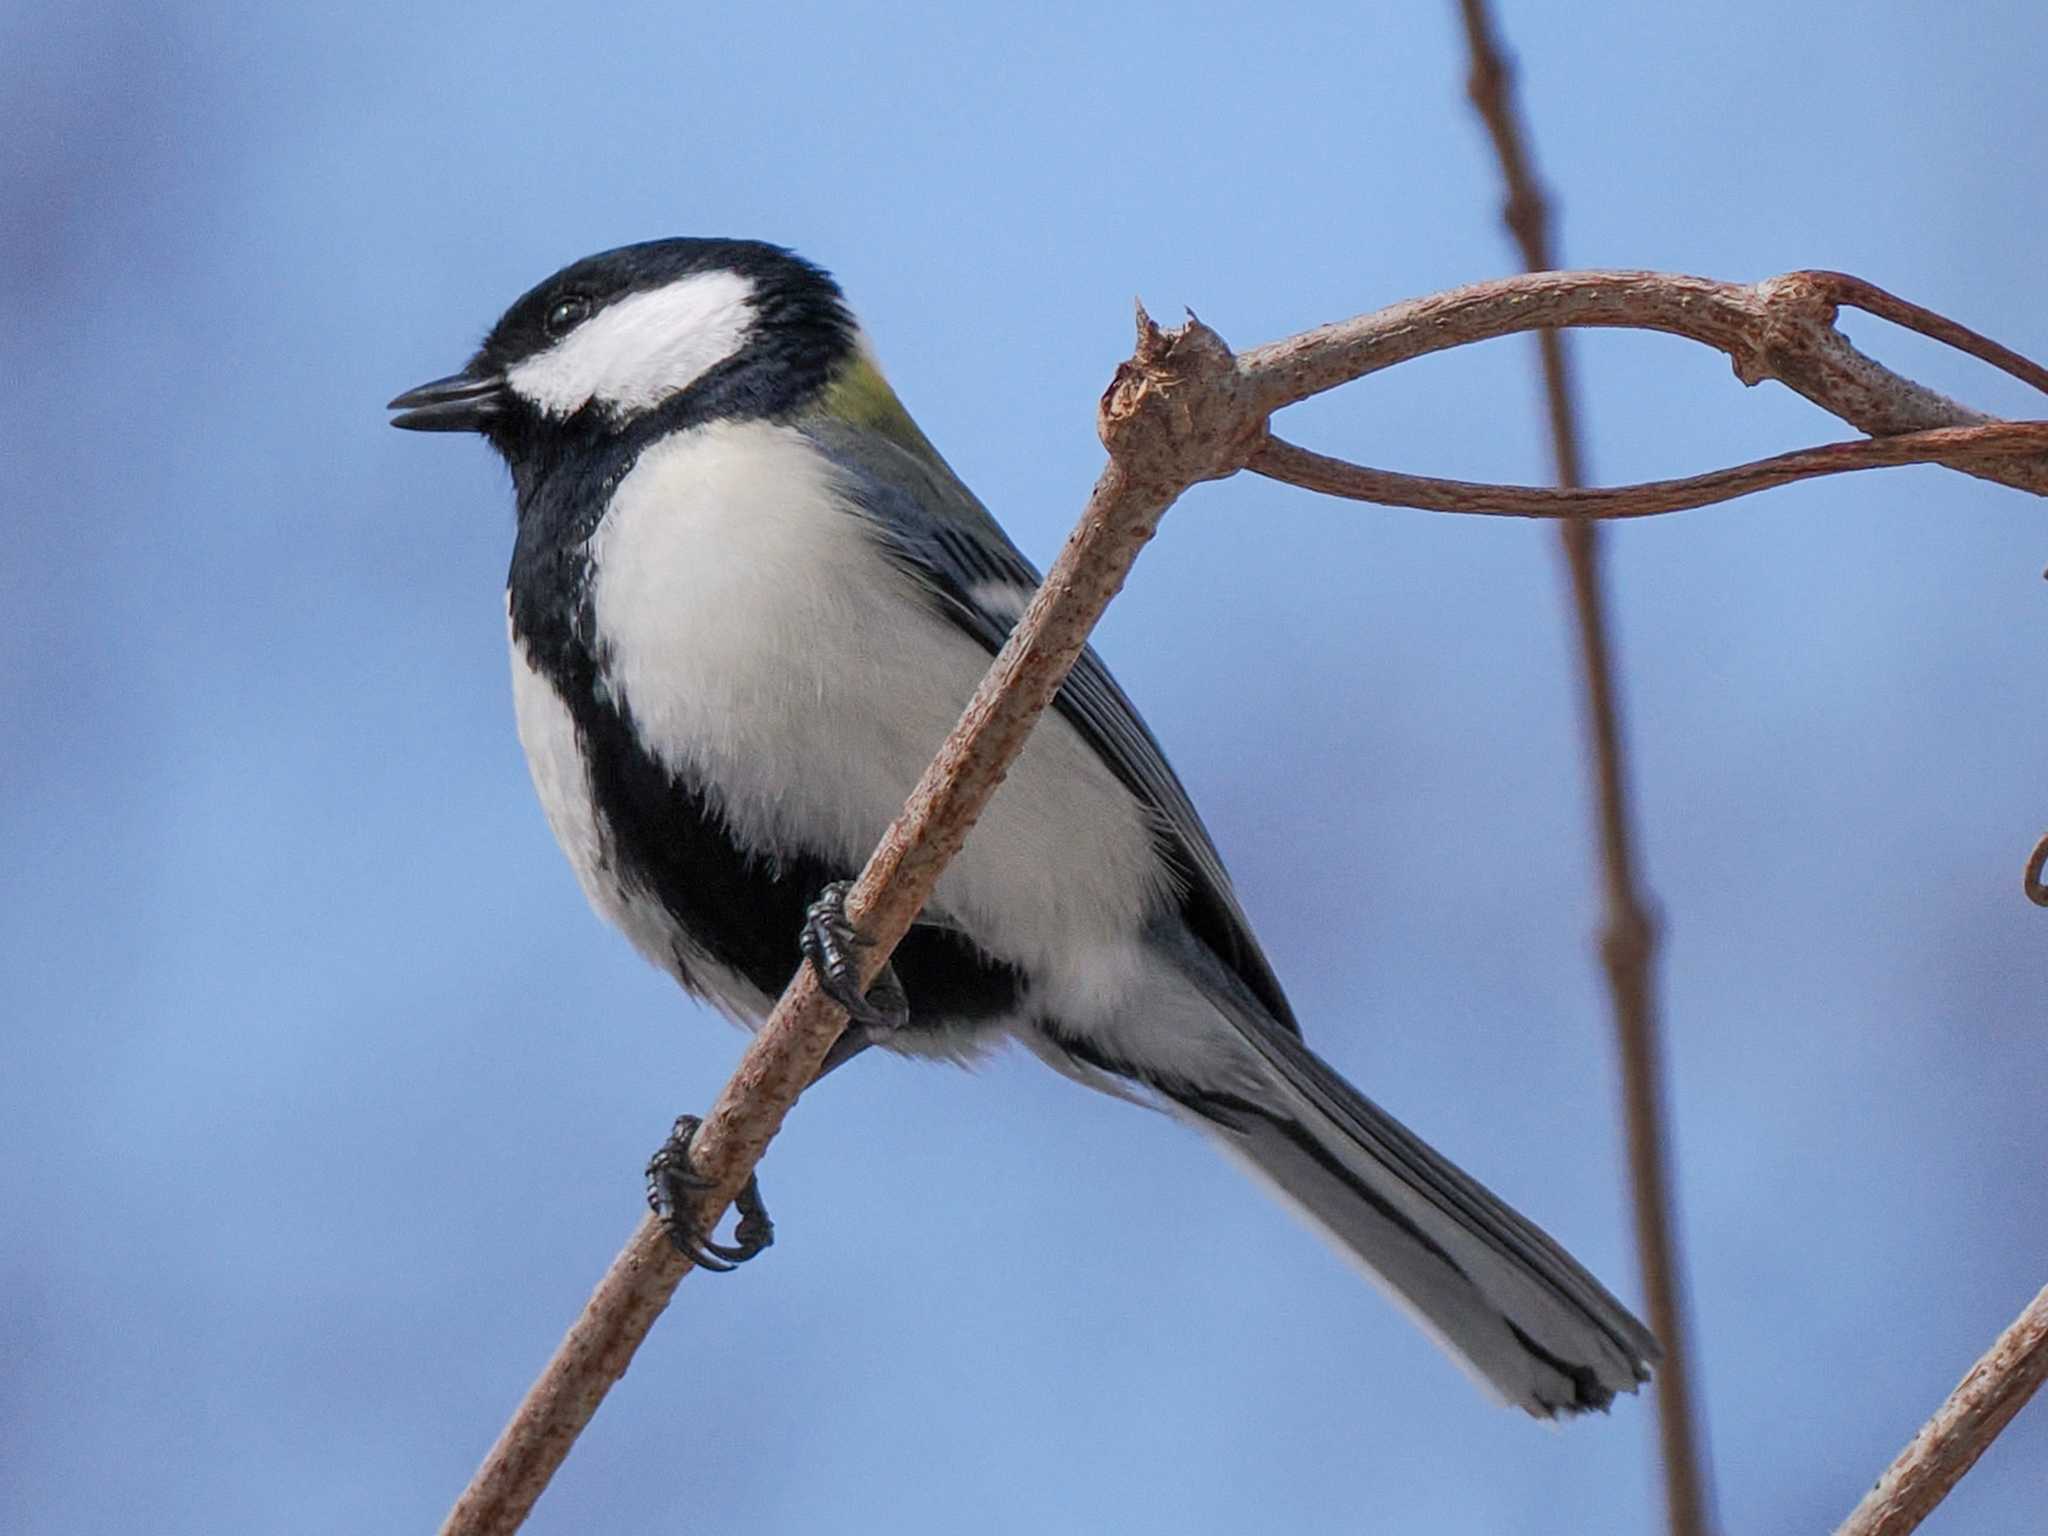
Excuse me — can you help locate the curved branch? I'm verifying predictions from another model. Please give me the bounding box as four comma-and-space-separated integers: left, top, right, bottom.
1238, 270, 2048, 498
1250, 421, 2048, 519
2025, 833, 2048, 908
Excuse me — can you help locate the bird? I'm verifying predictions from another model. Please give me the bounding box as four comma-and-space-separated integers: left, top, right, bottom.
388, 236, 1659, 1416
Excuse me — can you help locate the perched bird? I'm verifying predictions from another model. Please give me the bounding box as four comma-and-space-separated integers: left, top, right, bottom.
389, 237, 1658, 1415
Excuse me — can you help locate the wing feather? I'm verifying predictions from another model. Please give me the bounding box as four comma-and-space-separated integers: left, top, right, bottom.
801, 415, 1298, 1033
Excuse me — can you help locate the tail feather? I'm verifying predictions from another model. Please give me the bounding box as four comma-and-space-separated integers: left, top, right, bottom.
1172, 1024, 1660, 1417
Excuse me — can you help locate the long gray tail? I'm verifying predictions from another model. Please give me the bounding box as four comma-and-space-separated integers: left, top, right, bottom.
1169, 1021, 1660, 1417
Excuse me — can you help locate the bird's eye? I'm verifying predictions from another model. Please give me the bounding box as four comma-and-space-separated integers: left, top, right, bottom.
544, 295, 592, 337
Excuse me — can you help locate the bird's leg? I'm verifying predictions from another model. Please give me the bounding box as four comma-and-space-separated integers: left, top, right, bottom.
799, 880, 910, 1034
645, 885, 907, 1264
644, 1114, 775, 1271
645, 884, 904, 1266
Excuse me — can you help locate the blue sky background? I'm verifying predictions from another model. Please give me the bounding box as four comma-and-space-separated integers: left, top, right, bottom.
5, 3, 2045, 1532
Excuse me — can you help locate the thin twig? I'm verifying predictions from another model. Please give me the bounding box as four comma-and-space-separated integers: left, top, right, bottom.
1453, 7, 1711, 1535
441, 258, 2047, 1530
2025, 833, 2048, 908
1836, 1284, 2048, 1536
1805, 270, 2048, 398
1251, 421, 2048, 517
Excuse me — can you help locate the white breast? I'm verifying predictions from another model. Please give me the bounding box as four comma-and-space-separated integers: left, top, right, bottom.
582, 418, 1173, 999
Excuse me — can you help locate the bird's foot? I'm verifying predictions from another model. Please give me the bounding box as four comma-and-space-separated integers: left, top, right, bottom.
800, 880, 910, 1033
644, 1114, 775, 1272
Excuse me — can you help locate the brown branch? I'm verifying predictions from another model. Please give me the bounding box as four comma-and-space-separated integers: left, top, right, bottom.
1836, 1285, 2048, 1536
1238, 270, 2048, 497
1251, 422, 2048, 517
440, 256, 2048, 1531
2025, 833, 2048, 908
1453, 9, 1710, 1532
1804, 270, 2048, 398
438, 309, 1260, 1536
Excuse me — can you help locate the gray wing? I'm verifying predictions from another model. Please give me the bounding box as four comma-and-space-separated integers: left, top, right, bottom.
801, 417, 1298, 1034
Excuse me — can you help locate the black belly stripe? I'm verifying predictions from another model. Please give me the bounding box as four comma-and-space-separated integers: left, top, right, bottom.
554, 639, 1022, 1025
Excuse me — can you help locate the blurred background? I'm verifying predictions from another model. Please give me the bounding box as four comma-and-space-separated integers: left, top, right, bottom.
4, 2, 2043, 1531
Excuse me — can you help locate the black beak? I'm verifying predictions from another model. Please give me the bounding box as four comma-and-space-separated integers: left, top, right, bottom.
387, 368, 509, 433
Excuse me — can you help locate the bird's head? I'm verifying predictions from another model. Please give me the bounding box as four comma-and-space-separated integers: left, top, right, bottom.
388, 238, 860, 452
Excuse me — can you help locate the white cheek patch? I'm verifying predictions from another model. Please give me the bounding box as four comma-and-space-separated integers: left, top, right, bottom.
506, 269, 758, 420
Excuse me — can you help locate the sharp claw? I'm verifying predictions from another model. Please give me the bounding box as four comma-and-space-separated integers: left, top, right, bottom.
645, 1114, 775, 1270
800, 880, 911, 1032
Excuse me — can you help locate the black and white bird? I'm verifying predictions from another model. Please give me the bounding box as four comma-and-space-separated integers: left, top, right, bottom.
389, 237, 1658, 1416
